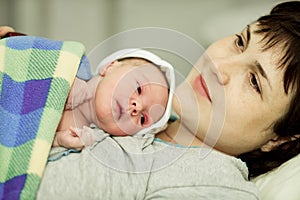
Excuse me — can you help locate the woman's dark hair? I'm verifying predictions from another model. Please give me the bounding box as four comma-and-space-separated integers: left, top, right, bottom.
239, 1, 300, 178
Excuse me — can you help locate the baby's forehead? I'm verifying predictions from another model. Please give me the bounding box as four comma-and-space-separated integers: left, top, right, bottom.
134, 64, 168, 87
119, 58, 168, 87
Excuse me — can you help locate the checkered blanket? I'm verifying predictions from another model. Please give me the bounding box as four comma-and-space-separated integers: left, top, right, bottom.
0, 36, 87, 199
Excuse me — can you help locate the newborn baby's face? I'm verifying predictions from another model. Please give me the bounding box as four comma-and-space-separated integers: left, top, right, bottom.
94, 62, 169, 136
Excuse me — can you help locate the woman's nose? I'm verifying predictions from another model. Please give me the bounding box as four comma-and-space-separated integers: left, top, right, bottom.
129, 99, 143, 116
211, 58, 231, 85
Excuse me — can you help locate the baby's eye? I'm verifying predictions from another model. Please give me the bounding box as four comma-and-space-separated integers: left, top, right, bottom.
235, 34, 245, 52
140, 114, 145, 125
136, 82, 142, 95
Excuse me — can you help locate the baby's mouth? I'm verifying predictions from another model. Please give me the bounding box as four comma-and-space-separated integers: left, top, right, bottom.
115, 100, 123, 120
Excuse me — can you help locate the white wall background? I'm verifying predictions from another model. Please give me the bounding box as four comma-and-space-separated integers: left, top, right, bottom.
0, 0, 287, 76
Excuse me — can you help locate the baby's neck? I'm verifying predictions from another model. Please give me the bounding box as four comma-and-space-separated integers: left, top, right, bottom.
87, 75, 101, 95
76, 75, 102, 128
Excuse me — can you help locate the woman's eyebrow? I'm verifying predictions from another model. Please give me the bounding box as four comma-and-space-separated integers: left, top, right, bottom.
242, 25, 251, 48
254, 60, 272, 91
246, 25, 251, 44
247, 24, 272, 91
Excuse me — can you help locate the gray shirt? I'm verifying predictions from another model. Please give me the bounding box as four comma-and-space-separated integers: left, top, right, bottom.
37, 130, 259, 200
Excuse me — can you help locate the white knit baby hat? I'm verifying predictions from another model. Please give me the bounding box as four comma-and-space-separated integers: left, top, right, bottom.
96, 48, 175, 136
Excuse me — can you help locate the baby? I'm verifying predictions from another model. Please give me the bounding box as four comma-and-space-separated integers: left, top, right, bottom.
0, 27, 175, 149
54, 49, 175, 149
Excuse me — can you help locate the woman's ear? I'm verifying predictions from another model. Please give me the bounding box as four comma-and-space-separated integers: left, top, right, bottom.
260, 135, 300, 152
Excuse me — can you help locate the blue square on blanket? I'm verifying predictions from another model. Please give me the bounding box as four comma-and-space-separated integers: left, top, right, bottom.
0, 104, 42, 147
6, 36, 63, 51
0, 107, 21, 147
16, 109, 43, 146
32, 37, 63, 50
21, 78, 52, 114
5, 36, 35, 50
0, 74, 24, 114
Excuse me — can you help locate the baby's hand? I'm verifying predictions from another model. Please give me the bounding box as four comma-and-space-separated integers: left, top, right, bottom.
72, 126, 101, 147
0, 26, 15, 37
65, 77, 92, 110
53, 127, 84, 150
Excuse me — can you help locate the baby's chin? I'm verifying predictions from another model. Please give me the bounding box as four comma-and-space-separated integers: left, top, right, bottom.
109, 130, 131, 136
101, 124, 140, 136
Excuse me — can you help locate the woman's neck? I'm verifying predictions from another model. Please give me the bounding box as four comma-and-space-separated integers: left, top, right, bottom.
156, 120, 205, 147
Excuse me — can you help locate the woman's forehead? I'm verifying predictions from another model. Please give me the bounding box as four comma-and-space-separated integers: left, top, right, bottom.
250, 22, 288, 68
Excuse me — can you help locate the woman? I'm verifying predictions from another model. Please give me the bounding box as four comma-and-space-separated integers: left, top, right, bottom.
162, 0, 300, 178
165, 0, 300, 178
3, 1, 298, 199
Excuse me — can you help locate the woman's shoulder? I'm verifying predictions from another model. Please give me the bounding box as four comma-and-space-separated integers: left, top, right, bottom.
146, 140, 259, 199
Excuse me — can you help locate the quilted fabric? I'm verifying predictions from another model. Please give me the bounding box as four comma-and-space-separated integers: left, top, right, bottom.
0, 36, 86, 200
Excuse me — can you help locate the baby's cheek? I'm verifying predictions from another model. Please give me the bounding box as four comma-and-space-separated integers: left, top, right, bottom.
149, 104, 166, 124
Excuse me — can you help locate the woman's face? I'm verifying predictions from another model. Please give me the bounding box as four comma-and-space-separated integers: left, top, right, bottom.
173, 23, 292, 156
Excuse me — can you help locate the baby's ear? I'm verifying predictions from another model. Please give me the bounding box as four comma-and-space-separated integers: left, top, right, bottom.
99, 61, 118, 76
260, 134, 300, 152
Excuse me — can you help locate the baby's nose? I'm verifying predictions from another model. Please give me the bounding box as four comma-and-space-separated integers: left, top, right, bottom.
129, 99, 143, 115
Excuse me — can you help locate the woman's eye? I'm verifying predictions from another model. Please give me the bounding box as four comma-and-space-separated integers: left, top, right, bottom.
235, 34, 245, 52
250, 73, 261, 94
140, 114, 145, 125
136, 82, 142, 95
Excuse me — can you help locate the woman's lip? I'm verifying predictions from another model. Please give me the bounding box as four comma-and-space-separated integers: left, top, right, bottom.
194, 75, 212, 102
